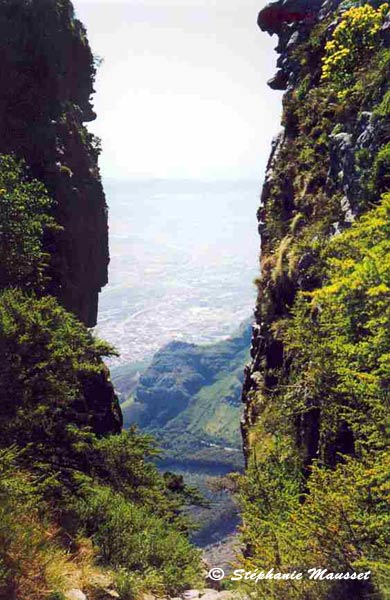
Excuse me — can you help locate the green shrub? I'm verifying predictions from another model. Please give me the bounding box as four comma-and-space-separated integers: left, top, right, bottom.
77, 485, 201, 595
322, 3, 389, 93
240, 195, 390, 599
0, 155, 58, 291
0, 284, 202, 598
0, 289, 116, 459
372, 143, 390, 195
239, 451, 389, 600
373, 88, 390, 117
0, 448, 70, 600
0, 313, 201, 594
296, 75, 311, 101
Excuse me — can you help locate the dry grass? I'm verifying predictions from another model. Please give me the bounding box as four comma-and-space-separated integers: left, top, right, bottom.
2, 513, 114, 600
273, 236, 292, 282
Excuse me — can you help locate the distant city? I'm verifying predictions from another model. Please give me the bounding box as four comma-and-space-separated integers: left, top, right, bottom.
96, 179, 260, 364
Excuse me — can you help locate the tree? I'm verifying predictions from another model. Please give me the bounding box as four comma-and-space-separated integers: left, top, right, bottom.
0, 155, 57, 291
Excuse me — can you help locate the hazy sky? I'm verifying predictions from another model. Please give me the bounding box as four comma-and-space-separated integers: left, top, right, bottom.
73, 0, 282, 181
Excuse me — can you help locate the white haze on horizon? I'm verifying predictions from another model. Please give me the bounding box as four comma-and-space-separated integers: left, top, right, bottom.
73, 0, 281, 182
71, 1, 282, 360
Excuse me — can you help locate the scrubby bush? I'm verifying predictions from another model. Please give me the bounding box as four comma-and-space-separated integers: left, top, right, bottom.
0, 448, 72, 600
372, 143, 390, 195
0, 287, 202, 595
240, 195, 390, 599
76, 485, 201, 596
240, 450, 389, 600
322, 3, 389, 91
0, 288, 115, 459
0, 155, 58, 291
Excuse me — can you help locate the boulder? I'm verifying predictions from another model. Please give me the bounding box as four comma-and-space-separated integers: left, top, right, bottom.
183, 591, 201, 600
65, 590, 87, 600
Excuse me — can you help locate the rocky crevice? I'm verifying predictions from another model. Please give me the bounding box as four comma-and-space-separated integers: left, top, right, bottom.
241, 0, 390, 463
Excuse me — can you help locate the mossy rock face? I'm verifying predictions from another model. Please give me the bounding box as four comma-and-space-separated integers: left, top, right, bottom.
241, 1, 390, 599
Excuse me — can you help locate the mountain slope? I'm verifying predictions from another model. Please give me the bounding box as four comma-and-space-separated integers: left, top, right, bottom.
115, 322, 251, 470
112, 325, 251, 549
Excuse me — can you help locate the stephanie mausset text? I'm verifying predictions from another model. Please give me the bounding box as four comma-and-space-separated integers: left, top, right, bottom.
230, 568, 371, 583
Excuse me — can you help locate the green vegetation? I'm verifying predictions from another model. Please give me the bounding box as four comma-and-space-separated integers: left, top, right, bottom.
372, 142, 390, 194
0, 288, 115, 453
0, 148, 202, 599
0, 298, 201, 598
322, 3, 389, 93
287, 195, 390, 461
113, 327, 249, 548
241, 3, 390, 599
120, 325, 250, 469
0, 429, 201, 599
241, 197, 390, 599
0, 155, 57, 291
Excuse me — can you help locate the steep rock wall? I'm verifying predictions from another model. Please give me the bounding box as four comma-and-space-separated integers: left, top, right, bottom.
0, 0, 121, 436
240, 3, 390, 595
242, 0, 390, 465
243, 0, 336, 464
0, 0, 108, 327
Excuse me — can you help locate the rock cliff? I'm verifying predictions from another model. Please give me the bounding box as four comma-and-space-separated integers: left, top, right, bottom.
242, 0, 390, 463
240, 1, 390, 598
0, 0, 108, 327
0, 0, 121, 438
